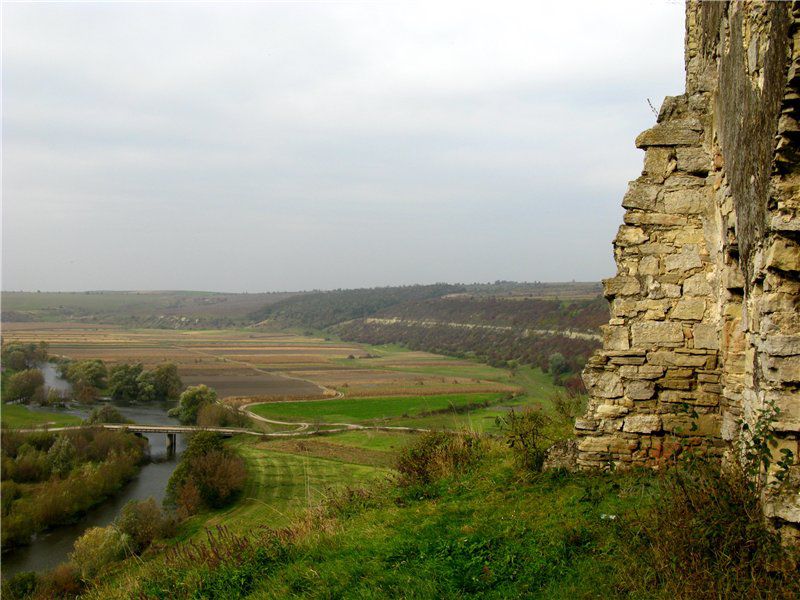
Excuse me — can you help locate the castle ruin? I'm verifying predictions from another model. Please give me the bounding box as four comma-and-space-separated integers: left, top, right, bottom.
578, 0, 800, 541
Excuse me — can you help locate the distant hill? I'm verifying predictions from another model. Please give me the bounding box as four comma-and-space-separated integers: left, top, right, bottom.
248, 284, 466, 330
0, 290, 301, 329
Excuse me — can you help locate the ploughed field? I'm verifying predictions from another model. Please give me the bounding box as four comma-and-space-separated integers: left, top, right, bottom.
1, 323, 519, 404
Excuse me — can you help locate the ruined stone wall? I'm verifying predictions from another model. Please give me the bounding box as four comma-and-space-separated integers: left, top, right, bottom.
577, 0, 800, 539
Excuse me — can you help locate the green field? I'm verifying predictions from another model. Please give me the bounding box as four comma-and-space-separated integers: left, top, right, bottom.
249, 393, 505, 424
0, 404, 82, 429
177, 435, 392, 539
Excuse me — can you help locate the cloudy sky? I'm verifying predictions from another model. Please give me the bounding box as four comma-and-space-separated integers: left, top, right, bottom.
2, 1, 685, 292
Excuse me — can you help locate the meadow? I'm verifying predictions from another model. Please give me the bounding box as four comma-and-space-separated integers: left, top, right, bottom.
1, 405, 81, 429
248, 392, 508, 426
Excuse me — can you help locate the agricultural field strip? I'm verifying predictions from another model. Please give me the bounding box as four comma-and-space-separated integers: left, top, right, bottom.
247, 393, 504, 424
363, 317, 602, 341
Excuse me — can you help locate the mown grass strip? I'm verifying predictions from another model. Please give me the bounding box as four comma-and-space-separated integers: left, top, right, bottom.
249, 393, 504, 424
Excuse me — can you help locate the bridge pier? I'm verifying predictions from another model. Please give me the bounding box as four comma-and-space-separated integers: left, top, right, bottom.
166, 432, 177, 457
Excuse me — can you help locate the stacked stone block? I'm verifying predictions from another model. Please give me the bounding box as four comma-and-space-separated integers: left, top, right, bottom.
577, 1, 799, 539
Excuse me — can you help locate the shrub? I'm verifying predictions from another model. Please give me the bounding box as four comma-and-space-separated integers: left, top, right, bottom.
35, 563, 83, 598
12, 446, 51, 483
396, 431, 485, 486
196, 403, 249, 428
1, 571, 37, 600
83, 404, 129, 425
167, 432, 246, 516
168, 384, 217, 424
619, 456, 800, 598
70, 526, 129, 580
116, 497, 173, 553
47, 435, 77, 477
189, 450, 247, 508
495, 408, 553, 472
550, 390, 586, 424
3, 369, 45, 403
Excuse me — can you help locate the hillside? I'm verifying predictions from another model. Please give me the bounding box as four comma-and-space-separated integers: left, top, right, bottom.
1, 291, 300, 329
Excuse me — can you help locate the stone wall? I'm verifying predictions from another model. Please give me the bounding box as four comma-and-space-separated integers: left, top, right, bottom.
577, 0, 800, 540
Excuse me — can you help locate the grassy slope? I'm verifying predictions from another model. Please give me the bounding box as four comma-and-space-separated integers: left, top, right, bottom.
248, 393, 504, 424
1, 404, 82, 429
88, 443, 657, 600
175, 436, 392, 540
247, 452, 649, 599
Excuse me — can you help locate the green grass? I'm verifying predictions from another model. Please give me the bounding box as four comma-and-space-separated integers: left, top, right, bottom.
0, 404, 82, 429
248, 393, 504, 424
321, 430, 416, 453
246, 448, 657, 599
89, 442, 662, 600
176, 435, 392, 540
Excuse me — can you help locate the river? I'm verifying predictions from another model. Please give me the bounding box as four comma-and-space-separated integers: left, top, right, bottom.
2, 367, 188, 578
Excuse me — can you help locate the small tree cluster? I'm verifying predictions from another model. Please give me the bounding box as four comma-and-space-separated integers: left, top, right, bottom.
166, 432, 246, 518
168, 384, 217, 425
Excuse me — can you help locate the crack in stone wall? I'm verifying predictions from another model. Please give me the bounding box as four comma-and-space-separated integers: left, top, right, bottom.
577, 0, 800, 542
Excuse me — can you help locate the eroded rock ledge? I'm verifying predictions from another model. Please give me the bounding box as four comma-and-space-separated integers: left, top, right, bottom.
577, 0, 800, 541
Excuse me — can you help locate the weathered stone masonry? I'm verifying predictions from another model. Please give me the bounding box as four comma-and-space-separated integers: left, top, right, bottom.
577, 1, 800, 539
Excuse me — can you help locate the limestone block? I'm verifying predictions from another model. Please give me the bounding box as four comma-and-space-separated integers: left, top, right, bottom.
647, 351, 708, 367
635, 122, 702, 148
638, 365, 666, 379
639, 255, 660, 275
675, 147, 711, 174
643, 147, 676, 181
625, 212, 687, 227
578, 436, 613, 453
603, 276, 641, 298
622, 182, 660, 211
574, 419, 599, 431
663, 187, 707, 214
603, 325, 630, 351
760, 335, 800, 357
693, 324, 719, 349
673, 229, 705, 244
583, 369, 624, 398
724, 267, 745, 290
595, 403, 630, 418
625, 379, 656, 400
760, 355, 800, 383
640, 243, 675, 255
683, 272, 711, 296
623, 415, 662, 433
670, 298, 706, 320
765, 237, 800, 272
665, 248, 702, 271
662, 413, 721, 437
615, 225, 649, 247
631, 322, 684, 346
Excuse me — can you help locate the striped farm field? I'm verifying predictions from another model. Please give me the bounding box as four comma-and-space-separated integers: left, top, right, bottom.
248, 392, 505, 424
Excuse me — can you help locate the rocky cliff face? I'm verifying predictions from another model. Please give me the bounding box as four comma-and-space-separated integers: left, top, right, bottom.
578, 0, 800, 541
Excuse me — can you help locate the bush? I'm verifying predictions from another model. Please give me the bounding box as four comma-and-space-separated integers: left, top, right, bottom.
83, 404, 129, 425
168, 384, 217, 425
35, 563, 83, 598
70, 526, 129, 580
396, 431, 485, 486
1, 571, 38, 600
189, 450, 247, 508
619, 456, 800, 598
47, 435, 77, 477
116, 497, 174, 553
3, 369, 45, 403
196, 403, 249, 428
12, 446, 51, 483
167, 432, 246, 516
495, 408, 553, 472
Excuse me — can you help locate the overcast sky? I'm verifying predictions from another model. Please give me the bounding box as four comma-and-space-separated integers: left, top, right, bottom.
2, 1, 685, 293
